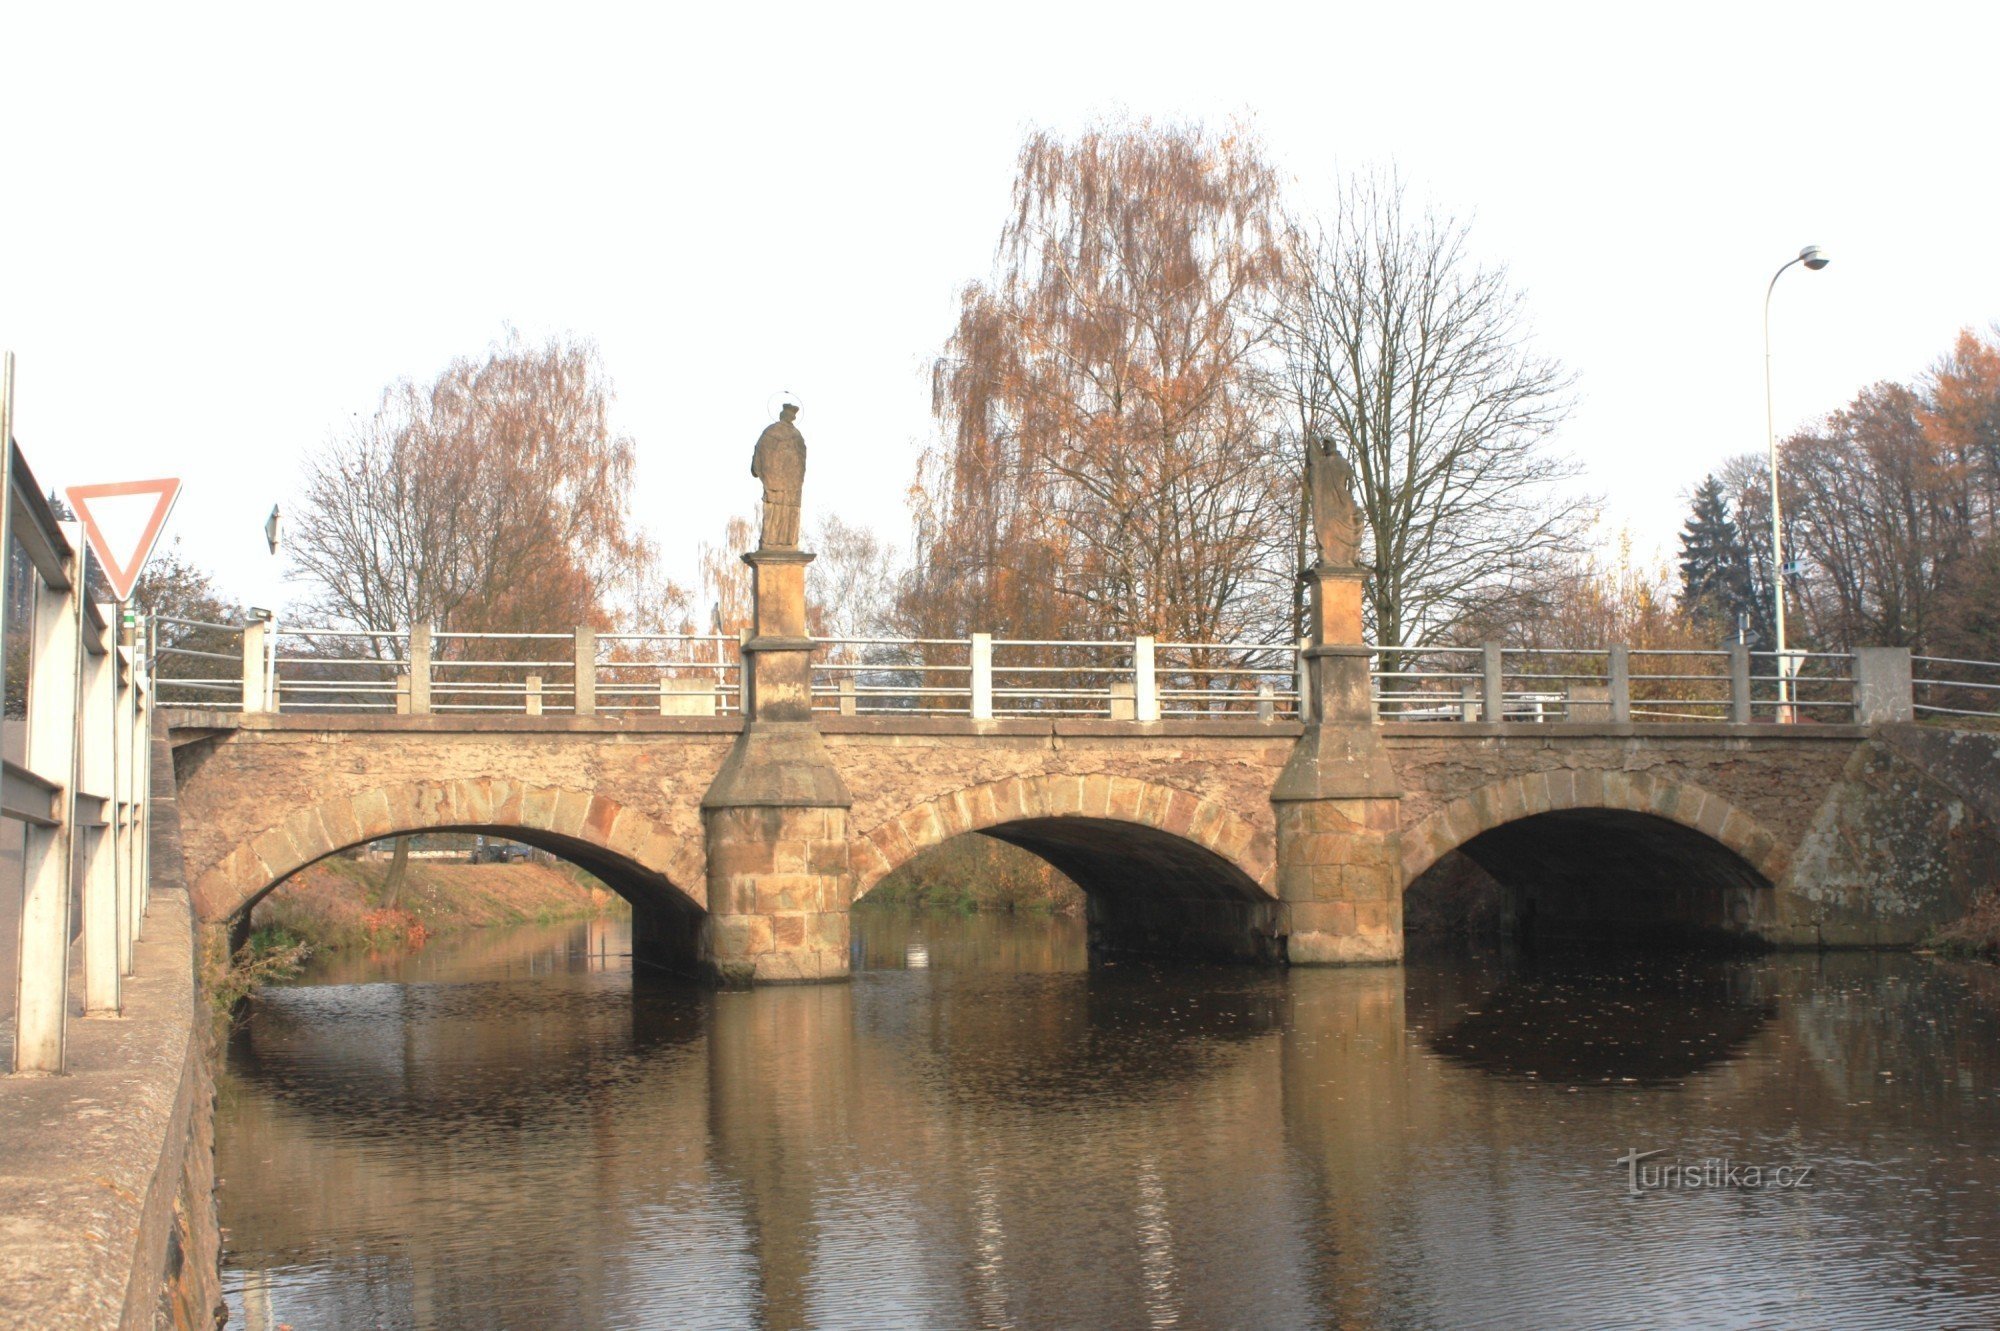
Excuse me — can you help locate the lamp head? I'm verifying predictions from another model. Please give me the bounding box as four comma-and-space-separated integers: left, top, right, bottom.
1800, 245, 1830, 271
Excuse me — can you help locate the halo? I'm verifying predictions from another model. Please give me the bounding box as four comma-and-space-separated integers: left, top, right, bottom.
763, 389, 805, 419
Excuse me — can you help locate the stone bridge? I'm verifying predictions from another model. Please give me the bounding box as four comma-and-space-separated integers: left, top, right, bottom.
165, 707, 1999, 982
160, 541, 2000, 984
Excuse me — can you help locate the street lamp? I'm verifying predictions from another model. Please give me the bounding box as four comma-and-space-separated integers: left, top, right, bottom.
1764, 243, 1830, 721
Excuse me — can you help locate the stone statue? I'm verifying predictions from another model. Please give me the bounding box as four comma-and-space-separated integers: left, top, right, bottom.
751, 403, 807, 550
1305, 435, 1362, 568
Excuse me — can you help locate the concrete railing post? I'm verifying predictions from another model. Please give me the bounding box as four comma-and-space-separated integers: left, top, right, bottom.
241, 619, 267, 713
132, 625, 151, 928
1852, 647, 1915, 724
1609, 645, 1632, 723
970, 633, 993, 720
1109, 679, 1137, 721
80, 606, 119, 1015
1257, 681, 1275, 721
119, 635, 140, 959
1459, 683, 1478, 722
737, 628, 751, 715
1481, 642, 1505, 722
1294, 637, 1311, 723
15, 531, 83, 1073
1134, 635, 1159, 722
572, 627, 596, 716
839, 676, 857, 717
525, 674, 543, 717
1729, 642, 1752, 723
408, 626, 432, 715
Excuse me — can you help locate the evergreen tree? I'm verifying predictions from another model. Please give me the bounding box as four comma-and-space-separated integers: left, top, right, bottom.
1678, 475, 1758, 643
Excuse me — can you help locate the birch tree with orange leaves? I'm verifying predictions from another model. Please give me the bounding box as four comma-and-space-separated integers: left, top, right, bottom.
906, 121, 1294, 647
292, 332, 677, 652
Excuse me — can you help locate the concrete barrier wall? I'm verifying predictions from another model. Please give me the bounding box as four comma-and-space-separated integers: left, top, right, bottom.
0, 724, 223, 1330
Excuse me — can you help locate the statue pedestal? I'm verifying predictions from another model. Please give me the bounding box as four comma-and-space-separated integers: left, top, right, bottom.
1274, 562, 1405, 965
699, 544, 853, 986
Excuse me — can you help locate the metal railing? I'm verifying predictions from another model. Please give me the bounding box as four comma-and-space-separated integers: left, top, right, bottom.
1913, 655, 2000, 721
148, 615, 1992, 729
154, 625, 1306, 721
1368, 643, 1867, 724
5, 362, 156, 1074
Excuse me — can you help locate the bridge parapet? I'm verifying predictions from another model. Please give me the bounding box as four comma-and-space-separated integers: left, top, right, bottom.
155, 620, 2000, 730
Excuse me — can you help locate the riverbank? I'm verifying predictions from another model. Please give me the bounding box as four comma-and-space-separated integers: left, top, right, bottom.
1931, 890, 2000, 959
250, 856, 627, 955
863, 835, 1085, 914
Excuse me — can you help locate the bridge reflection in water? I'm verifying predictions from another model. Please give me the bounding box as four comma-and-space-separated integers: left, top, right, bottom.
218, 916, 2000, 1331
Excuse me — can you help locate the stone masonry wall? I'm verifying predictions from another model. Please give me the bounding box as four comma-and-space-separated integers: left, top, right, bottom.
704, 805, 852, 984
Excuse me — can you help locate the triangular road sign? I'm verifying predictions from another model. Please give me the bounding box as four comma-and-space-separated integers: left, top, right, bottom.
64, 478, 182, 603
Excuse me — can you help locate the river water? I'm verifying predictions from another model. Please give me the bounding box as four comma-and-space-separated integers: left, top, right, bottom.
218, 913, 2000, 1330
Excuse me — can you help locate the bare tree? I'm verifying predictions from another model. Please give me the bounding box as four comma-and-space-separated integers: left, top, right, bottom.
1273, 175, 1589, 658
290, 332, 674, 651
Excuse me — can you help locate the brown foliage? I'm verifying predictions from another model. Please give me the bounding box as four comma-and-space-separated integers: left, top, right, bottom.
909, 120, 1293, 647
1701, 328, 2000, 660
292, 332, 681, 654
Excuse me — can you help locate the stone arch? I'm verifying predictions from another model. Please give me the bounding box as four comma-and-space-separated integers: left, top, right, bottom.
190, 778, 707, 925
1401, 769, 1789, 891
849, 772, 1278, 902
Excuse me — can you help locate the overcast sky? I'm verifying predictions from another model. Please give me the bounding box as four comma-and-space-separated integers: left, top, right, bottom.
3, 2, 1995, 618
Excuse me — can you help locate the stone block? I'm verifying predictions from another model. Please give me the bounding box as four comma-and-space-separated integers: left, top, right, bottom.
1050, 777, 1085, 816
490, 781, 525, 825
1108, 776, 1145, 822
1083, 775, 1114, 818
320, 797, 364, 855
518, 786, 558, 832
708, 837, 775, 879
1289, 901, 1356, 935
461, 779, 496, 824
811, 912, 850, 950
585, 794, 621, 841
806, 839, 849, 875
251, 826, 302, 881
850, 838, 891, 887
773, 914, 806, 949
283, 808, 335, 865
1352, 902, 1397, 934
711, 913, 775, 959
1342, 866, 1394, 902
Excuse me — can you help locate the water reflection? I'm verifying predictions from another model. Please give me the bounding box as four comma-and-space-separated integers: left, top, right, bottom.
1411, 946, 1778, 1086
220, 914, 2000, 1330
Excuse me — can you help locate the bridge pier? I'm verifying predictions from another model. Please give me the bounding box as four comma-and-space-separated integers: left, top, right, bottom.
1274, 562, 1405, 965
699, 545, 855, 986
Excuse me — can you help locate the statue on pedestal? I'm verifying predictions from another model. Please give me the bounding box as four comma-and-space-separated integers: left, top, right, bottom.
1305, 435, 1362, 568
751, 403, 807, 550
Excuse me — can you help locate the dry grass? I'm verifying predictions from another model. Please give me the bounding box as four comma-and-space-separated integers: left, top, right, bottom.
252, 856, 626, 954
864, 835, 1085, 915
1930, 891, 2000, 959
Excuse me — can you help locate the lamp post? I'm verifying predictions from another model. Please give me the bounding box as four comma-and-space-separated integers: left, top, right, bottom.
1764, 243, 1830, 722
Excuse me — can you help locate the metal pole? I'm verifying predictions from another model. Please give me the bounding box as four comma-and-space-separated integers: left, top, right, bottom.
1764, 256, 1799, 722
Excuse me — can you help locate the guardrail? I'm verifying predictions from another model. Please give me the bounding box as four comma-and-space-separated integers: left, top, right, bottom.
149, 620, 1993, 728
5, 363, 156, 1074
1913, 655, 2000, 721
154, 626, 1308, 721
1370, 644, 1866, 724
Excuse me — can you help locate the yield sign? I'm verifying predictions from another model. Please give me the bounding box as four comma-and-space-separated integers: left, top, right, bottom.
64, 479, 182, 603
